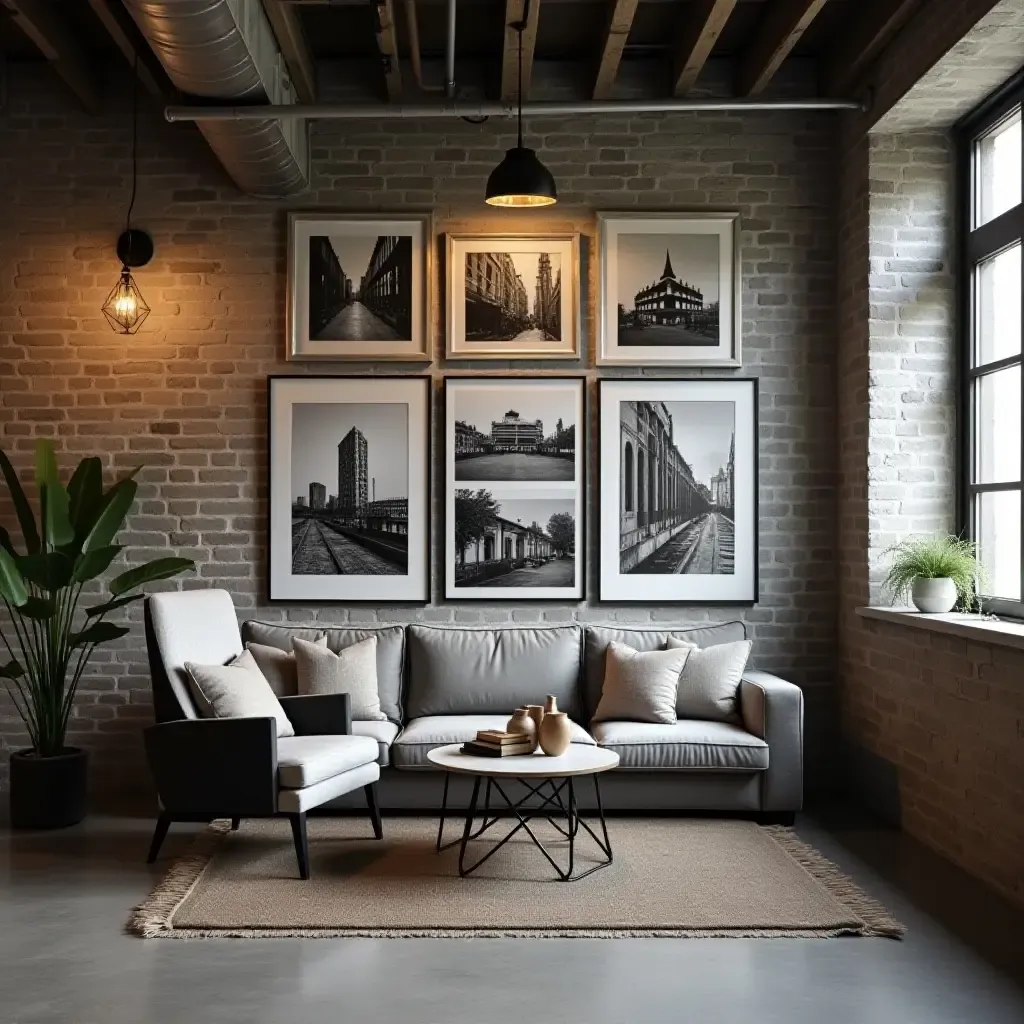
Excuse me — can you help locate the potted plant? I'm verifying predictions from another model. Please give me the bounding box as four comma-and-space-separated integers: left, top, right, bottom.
0, 441, 194, 829
882, 535, 983, 614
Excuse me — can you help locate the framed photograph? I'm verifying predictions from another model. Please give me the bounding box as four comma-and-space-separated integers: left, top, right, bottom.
597, 212, 740, 366
446, 234, 580, 359
444, 377, 584, 600
268, 376, 429, 602
598, 378, 758, 603
287, 213, 431, 361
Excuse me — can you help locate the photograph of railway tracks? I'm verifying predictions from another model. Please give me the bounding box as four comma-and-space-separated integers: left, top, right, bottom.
599, 378, 757, 603
268, 377, 429, 602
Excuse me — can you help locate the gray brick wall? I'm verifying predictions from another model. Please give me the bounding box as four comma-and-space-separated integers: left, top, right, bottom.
0, 65, 839, 801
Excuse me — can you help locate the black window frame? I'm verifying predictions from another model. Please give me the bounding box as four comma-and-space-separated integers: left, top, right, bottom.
957, 70, 1024, 618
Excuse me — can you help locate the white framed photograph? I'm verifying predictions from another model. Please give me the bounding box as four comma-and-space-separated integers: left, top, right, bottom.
287, 213, 431, 361
598, 212, 741, 366
445, 377, 584, 600
268, 376, 429, 602
599, 378, 758, 603
446, 234, 580, 359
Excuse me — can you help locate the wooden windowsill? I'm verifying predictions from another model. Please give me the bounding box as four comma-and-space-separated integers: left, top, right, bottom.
857, 606, 1024, 652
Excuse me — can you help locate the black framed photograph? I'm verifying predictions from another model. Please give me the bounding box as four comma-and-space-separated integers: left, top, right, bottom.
598, 212, 741, 366
445, 234, 580, 359
268, 376, 429, 602
445, 377, 584, 600
598, 378, 757, 603
287, 213, 431, 361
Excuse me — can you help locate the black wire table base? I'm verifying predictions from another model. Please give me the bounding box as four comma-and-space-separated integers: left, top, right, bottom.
435, 771, 613, 881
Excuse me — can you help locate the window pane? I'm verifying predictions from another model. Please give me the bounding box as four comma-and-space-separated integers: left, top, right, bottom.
977, 109, 1021, 227
977, 490, 1021, 600
976, 365, 1022, 483
976, 244, 1022, 365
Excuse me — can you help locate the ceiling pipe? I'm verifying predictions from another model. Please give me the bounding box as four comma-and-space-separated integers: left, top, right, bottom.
165, 96, 863, 122
445, 0, 456, 99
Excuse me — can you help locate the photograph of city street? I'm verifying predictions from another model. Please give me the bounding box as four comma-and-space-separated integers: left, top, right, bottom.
308, 233, 412, 341
616, 233, 720, 347
619, 399, 735, 576
453, 491, 577, 589
464, 251, 561, 342
451, 380, 578, 482
289, 401, 409, 577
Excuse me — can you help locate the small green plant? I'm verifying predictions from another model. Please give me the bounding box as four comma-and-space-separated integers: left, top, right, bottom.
0, 441, 194, 757
882, 535, 983, 609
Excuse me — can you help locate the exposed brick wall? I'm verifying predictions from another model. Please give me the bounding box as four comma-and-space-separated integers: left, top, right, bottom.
0, 65, 839, 802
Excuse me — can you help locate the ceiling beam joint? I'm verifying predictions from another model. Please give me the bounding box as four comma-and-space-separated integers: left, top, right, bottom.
673, 0, 737, 97
736, 0, 828, 97
592, 0, 640, 100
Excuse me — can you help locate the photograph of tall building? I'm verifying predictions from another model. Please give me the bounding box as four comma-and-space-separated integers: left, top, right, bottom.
464, 251, 562, 342
337, 427, 368, 519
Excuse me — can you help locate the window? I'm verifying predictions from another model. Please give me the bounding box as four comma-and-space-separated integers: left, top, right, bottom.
961, 86, 1024, 614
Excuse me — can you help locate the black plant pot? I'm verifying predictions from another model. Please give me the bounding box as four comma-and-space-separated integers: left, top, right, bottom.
9, 747, 89, 829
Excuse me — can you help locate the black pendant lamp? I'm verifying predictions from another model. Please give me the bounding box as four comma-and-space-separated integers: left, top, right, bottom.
485, 5, 557, 207
102, 58, 153, 334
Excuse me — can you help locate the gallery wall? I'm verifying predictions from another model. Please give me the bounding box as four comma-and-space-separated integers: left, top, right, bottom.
0, 65, 839, 802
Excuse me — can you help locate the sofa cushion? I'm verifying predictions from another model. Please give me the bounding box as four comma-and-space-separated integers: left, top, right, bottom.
276, 734, 380, 789
583, 623, 746, 721
294, 636, 386, 722
246, 636, 326, 697
590, 720, 768, 770
392, 714, 595, 769
351, 720, 400, 766
666, 637, 752, 723
241, 622, 405, 723
592, 642, 690, 724
405, 625, 583, 720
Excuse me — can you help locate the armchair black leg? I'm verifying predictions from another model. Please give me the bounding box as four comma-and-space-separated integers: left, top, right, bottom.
230, 817, 240, 831
147, 813, 171, 864
288, 812, 311, 880
364, 783, 383, 840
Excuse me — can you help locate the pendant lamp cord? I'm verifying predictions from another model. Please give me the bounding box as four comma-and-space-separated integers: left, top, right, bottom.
516, 0, 530, 149
125, 54, 139, 241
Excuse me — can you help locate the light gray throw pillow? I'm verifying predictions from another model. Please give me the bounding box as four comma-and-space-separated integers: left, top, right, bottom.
592, 641, 690, 725
293, 636, 386, 722
246, 635, 327, 697
666, 637, 752, 723
185, 649, 295, 738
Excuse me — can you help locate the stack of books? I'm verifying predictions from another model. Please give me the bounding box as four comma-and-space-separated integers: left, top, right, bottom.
461, 730, 533, 757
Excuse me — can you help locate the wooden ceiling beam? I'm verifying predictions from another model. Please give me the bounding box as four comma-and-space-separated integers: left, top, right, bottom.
592, 0, 640, 100
263, 0, 318, 103
2, 0, 100, 111
672, 0, 737, 96
373, 0, 403, 100
85, 0, 166, 98
501, 0, 540, 103
823, 0, 921, 95
736, 0, 828, 96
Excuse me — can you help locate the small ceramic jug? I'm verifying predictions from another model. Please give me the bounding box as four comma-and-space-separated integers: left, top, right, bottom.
543, 694, 559, 715
506, 707, 538, 751
526, 704, 545, 743
539, 710, 571, 756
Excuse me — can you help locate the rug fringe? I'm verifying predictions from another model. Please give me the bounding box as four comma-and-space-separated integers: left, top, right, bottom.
763, 826, 906, 939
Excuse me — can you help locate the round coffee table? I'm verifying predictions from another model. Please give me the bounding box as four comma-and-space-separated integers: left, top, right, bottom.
427, 743, 620, 881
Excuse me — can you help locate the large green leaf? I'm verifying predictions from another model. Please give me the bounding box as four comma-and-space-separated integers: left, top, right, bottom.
19, 595, 56, 620
0, 449, 39, 554
34, 439, 59, 488
0, 659, 25, 680
0, 546, 28, 607
82, 479, 137, 554
41, 480, 74, 549
0, 525, 14, 556
73, 545, 122, 583
67, 457, 103, 535
109, 557, 194, 597
84, 593, 144, 618
16, 551, 74, 592
70, 622, 130, 647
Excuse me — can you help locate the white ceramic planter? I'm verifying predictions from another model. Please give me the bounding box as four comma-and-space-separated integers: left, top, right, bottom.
911, 577, 957, 614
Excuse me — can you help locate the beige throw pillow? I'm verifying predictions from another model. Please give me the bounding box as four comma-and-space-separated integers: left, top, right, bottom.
246, 635, 327, 697
592, 641, 690, 725
185, 649, 295, 738
293, 636, 386, 722
666, 637, 752, 723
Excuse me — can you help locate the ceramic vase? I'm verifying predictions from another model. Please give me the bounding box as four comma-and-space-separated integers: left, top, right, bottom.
526, 704, 545, 742
539, 710, 571, 756
506, 707, 538, 751
543, 694, 559, 715
911, 577, 957, 613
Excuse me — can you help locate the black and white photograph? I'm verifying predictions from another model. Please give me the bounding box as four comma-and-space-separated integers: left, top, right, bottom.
269, 376, 429, 602
446, 378, 584, 600
599, 378, 757, 603
451, 380, 577, 482
598, 212, 740, 366
446, 235, 580, 359
287, 214, 430, 361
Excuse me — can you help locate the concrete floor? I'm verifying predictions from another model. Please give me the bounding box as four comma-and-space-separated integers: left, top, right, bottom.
2, 806, 1023, 1024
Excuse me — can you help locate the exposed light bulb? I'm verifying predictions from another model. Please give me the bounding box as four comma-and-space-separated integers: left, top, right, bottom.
101, 267, 150, 335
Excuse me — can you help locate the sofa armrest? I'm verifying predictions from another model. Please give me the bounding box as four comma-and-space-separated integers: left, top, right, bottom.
143, 717, 278, 816
279, 693, 352, 736
740, 671, 803, 813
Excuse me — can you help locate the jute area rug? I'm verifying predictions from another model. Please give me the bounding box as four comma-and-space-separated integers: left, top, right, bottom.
131, 816, 904, 939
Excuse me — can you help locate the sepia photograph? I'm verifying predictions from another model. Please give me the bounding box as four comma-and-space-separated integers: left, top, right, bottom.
599, 378, 757, 603
269, 376, 429, 602
451, 380, 578, 482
